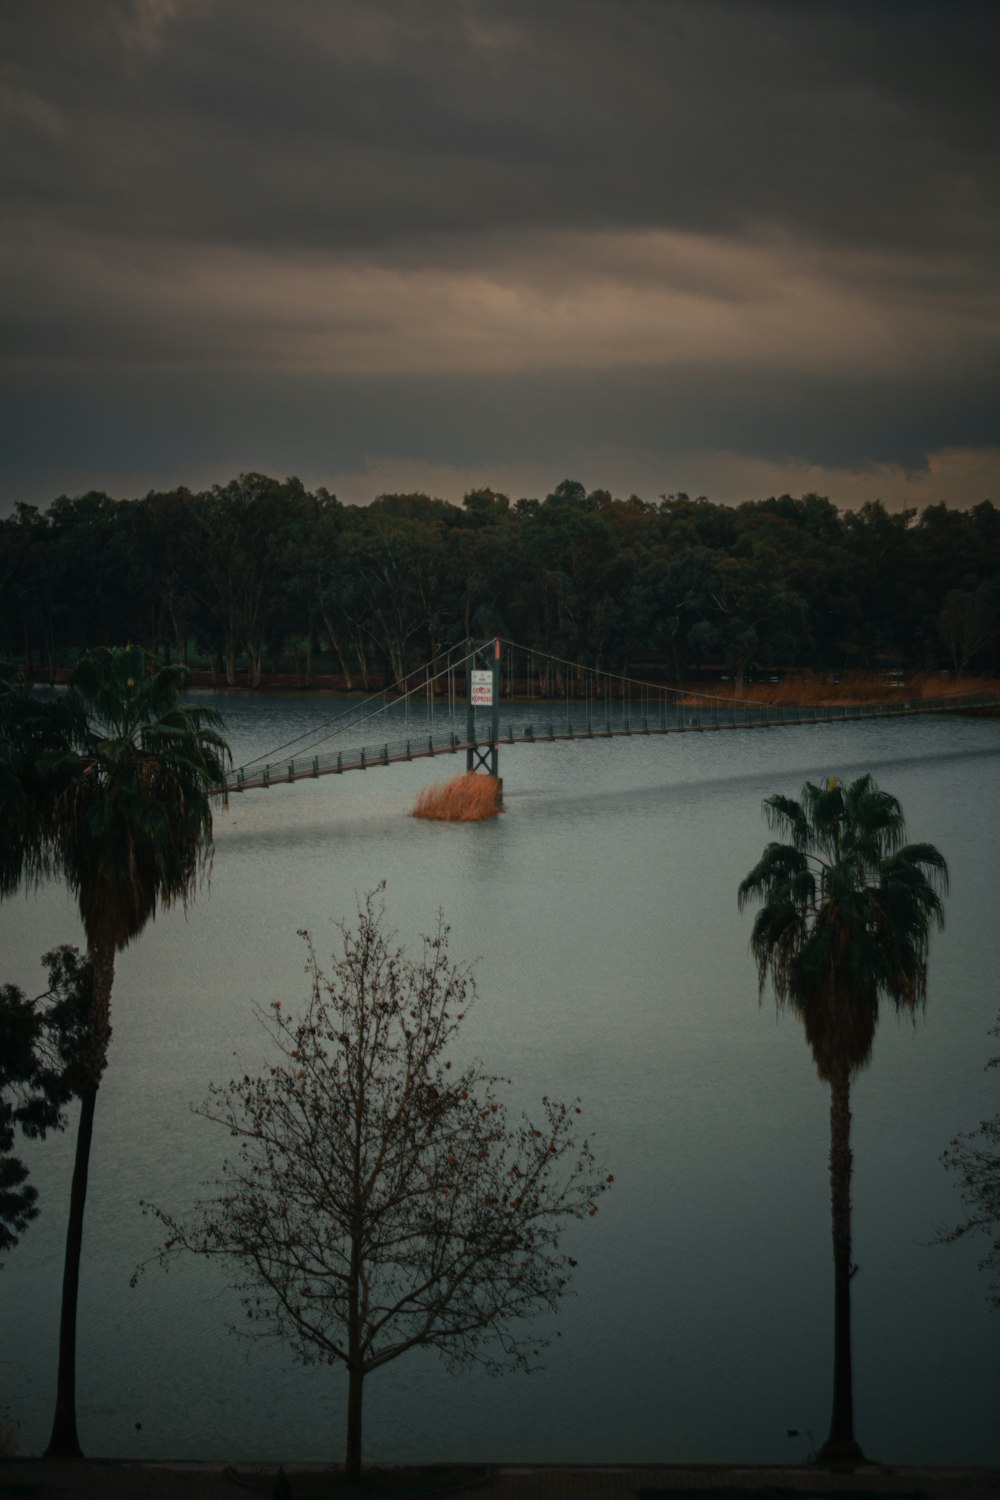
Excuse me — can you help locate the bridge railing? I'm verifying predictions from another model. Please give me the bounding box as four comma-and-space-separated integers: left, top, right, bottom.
504, 687, 996, 739
224, 688, 998, 791
228, 728, 472, 790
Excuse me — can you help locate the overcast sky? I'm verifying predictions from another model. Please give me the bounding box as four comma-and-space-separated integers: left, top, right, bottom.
2, 0, 998, 512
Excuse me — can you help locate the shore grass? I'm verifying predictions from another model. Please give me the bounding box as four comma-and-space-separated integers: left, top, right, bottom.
699, 671, 1000, 708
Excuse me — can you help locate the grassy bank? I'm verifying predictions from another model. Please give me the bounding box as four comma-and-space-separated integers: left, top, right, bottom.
702, 671, 1000, 709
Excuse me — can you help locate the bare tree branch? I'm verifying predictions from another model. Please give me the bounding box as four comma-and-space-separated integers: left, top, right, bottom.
135, 887, 610, 1475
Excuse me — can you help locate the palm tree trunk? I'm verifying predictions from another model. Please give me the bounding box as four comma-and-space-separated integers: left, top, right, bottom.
45, 941, 114, 1461
44, 1080, 97, 1459
818, 1065, 866, 1463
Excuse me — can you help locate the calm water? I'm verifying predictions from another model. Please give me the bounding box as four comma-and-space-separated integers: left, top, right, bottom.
2, 698, 998, 1465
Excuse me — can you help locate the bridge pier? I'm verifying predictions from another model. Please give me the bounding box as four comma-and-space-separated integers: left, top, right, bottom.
465, 637, 502, 782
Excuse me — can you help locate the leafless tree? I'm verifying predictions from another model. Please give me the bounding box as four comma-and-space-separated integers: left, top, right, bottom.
136, 888, 609, 1476
940, 1012, 1000, 1308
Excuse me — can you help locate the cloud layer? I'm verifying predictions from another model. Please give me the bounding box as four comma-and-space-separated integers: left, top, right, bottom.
3, 0, 998, 508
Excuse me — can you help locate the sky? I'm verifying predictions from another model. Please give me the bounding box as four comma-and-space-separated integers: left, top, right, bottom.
2, 0, 998, 513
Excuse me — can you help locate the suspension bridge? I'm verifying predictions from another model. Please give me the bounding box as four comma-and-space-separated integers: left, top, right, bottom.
220, 638, 1000, 794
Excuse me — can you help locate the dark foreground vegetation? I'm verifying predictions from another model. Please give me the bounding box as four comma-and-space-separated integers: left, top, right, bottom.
2, 477, 999, 687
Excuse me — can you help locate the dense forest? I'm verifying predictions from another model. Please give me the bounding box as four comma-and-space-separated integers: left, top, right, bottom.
1, 475, 998, 687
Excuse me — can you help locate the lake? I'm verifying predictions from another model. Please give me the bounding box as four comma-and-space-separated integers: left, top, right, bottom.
2, 696, 998, 1465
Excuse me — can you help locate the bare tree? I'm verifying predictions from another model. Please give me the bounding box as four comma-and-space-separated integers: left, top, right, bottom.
940, 1012, 1000, 1308
137, 889, 609, 1476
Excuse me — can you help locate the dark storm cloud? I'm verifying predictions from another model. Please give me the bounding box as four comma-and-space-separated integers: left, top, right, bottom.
4, 355, 996, 492
2, 0, 999, 509
4, 0, 998, 256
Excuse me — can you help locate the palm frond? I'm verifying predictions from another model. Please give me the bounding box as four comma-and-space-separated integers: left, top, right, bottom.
17, 646, 234, 952
738, 842, 813, 910
740, 773, 948, 1082
762, 793, 808, 847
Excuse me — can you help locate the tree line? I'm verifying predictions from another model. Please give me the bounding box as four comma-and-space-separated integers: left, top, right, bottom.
2, 476, 999, 686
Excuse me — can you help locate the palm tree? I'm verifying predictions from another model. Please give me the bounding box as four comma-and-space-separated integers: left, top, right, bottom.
2, 649, 229, 1458
738, 774, 947, 1462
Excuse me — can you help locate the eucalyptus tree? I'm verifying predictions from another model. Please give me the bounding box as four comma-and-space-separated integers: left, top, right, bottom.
44, 494, 136, 653
182, 474, 305, 685
738, 775, 947, 1461
456, 489, 517, 643
938, 586, 997, 677
351, 496, 458, 684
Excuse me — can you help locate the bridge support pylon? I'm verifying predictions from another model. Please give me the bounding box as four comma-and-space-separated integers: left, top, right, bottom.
466, 637, 501, 783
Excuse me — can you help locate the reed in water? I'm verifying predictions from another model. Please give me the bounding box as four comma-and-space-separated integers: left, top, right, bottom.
413, 772, 502, 821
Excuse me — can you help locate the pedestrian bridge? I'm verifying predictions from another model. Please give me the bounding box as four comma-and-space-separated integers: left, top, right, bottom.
222, 638, 999, 793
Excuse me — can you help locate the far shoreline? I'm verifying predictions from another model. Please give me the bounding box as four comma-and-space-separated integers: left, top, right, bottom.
25, 665, 1000, 711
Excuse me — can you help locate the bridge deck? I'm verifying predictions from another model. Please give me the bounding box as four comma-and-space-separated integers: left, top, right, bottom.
221, 692, 997, 793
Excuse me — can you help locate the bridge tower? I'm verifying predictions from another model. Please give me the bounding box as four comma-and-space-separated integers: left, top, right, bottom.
465, 637, 501, 781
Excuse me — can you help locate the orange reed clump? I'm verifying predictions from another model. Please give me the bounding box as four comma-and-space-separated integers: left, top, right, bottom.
412, 772, 502, 821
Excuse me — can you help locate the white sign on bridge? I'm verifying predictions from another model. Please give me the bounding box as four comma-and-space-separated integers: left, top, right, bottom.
471, 670, 493, 706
